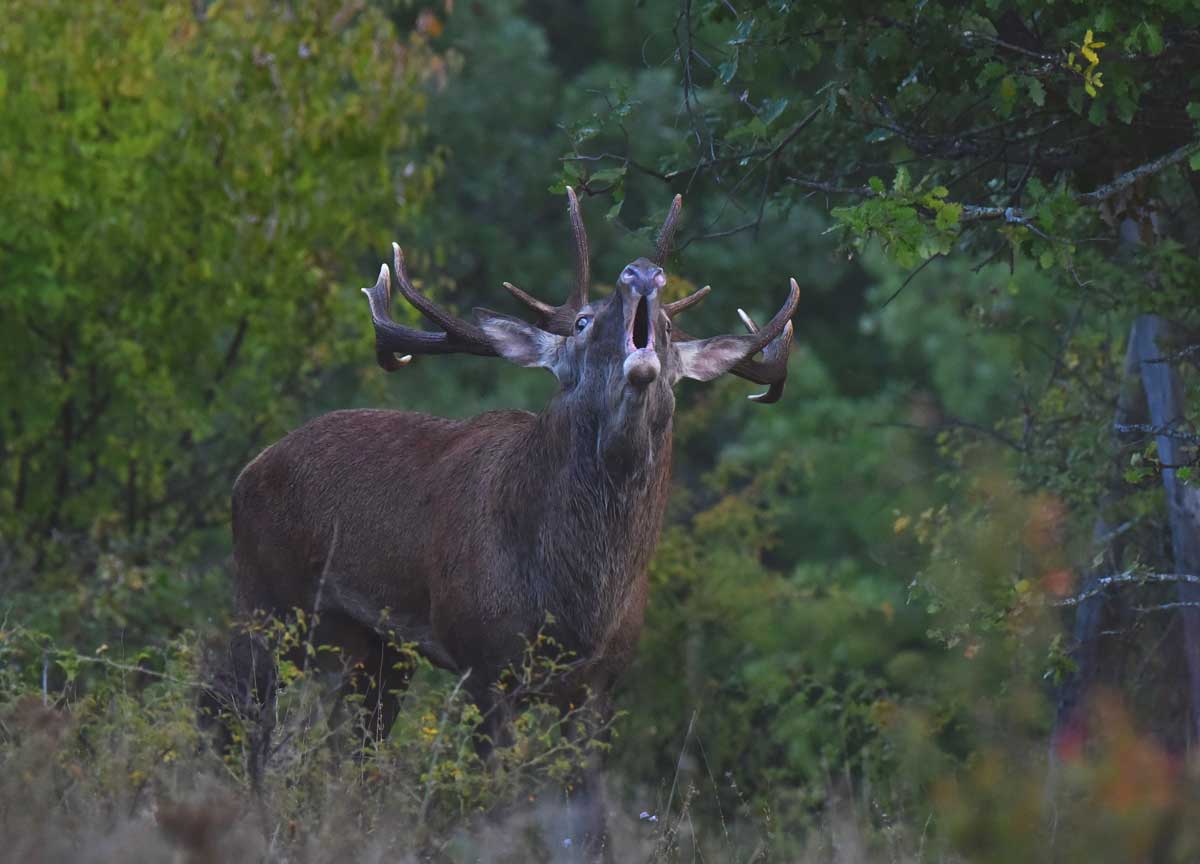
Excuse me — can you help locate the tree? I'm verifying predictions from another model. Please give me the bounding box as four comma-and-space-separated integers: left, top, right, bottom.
0, 0, 439, 570
554, 0, 1200, 825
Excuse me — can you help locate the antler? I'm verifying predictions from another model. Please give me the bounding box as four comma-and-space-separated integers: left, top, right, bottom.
731, 307, 795, 404
654, 194, 683, 265
505, 190, 713, 325
673, 279, 799, 404
361, 244, 498, 371
663, 284, 711, 317
655, 195, 712, 318
503, 186, 590, 336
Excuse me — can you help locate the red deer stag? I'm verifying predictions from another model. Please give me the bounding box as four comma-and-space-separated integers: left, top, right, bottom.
215, 189, 798, 840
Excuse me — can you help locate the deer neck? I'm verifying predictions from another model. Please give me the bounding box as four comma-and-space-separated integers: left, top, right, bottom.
502, 392, 674, 651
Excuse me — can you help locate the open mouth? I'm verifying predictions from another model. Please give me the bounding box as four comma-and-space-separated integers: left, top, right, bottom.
631, 296, 651, 351
622, 293, 661, 386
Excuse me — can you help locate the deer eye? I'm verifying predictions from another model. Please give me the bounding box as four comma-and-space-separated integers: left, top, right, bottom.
574, 315, 591, 333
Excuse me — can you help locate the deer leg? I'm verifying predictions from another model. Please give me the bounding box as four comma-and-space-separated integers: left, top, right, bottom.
358, 636, 413, 743
320, 623, 414, 749
206, 630, 277, 792
562, 688, 614, 863
466, 674, 515, 762
571, 760, 613, 864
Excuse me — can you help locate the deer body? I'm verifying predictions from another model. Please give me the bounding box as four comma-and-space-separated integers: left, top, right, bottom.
232, 401, 671, 695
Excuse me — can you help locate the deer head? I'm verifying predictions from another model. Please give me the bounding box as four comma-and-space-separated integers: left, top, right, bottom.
361, 190, 799, 460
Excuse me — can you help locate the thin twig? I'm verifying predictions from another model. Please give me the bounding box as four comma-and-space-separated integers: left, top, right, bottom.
662, 708, 699, 834
881, 253, 944, 308
1055, 570, 1200, 607
1114, 421, 1200, 445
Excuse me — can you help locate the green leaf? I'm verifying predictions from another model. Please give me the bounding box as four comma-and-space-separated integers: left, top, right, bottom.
976, 62, 1005, 87
730, 17, 754, 46
1190, 151, 1200, 172
1067, 86, 1084, 115
589, 165, 627, 186
868, 176, 885, 194
935, 202, 962, 230
1114, 81, 1138, 125
867, 29, 902, 62
1124, 467, 1150, 484
1024, 77, 1046, 107
1141, 21, 1164, 55
571, 124, 600, 144
761, 97, 789, 126
1039, 250, 1055, 269
998, 77, 1017, 118
718, 55, 739, 85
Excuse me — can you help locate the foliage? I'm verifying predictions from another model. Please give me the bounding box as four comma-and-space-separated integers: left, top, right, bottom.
0, 0, 439, 568
4, 0, 1200, 861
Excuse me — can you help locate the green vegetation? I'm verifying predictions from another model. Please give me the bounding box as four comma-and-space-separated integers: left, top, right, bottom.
3, 1, 1200, 861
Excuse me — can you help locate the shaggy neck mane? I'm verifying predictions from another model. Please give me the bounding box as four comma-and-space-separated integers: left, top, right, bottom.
498, 394, 674, 651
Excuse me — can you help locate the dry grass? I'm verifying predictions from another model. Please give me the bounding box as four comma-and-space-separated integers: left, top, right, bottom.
0, 631, 932, 864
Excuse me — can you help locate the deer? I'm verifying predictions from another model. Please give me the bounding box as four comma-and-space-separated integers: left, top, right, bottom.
211, 189, 798, 850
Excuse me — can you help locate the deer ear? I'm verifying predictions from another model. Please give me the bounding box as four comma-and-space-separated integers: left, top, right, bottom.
475, 309, 565, 372
673, 336, 752, 382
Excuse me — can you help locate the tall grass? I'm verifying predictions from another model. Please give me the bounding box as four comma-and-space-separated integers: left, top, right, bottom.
0, 622, 828, 863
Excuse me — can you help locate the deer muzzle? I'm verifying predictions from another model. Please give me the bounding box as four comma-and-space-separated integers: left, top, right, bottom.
623, 293, 660, 386
617, 259, 666, 387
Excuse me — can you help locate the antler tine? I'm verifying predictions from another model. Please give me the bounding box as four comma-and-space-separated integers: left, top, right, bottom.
673, 278, 799, 404
498, 186, 592, 336
733, 307, 795, 404
391, 244, 494, 348
663, 284, 711, 318
566, 185, 589, 310
362, 264, 413, 370
653, 194, 683, 265
360, 247, 499, 371
503, 281, 555, 319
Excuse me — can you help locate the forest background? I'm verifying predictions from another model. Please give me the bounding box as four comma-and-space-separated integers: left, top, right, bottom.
2, 0, 1200, 861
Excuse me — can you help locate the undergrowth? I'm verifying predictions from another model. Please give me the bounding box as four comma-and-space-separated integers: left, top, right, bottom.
0, 619, 837, 863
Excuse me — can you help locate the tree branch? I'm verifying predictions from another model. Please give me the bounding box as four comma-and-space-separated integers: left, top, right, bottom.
792, 140, 1200, 225
1055, 570, 1200, 607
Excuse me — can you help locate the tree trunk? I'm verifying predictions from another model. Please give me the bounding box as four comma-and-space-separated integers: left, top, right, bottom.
1132, 315, 1200, 746
1052, 326, 1146, 755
